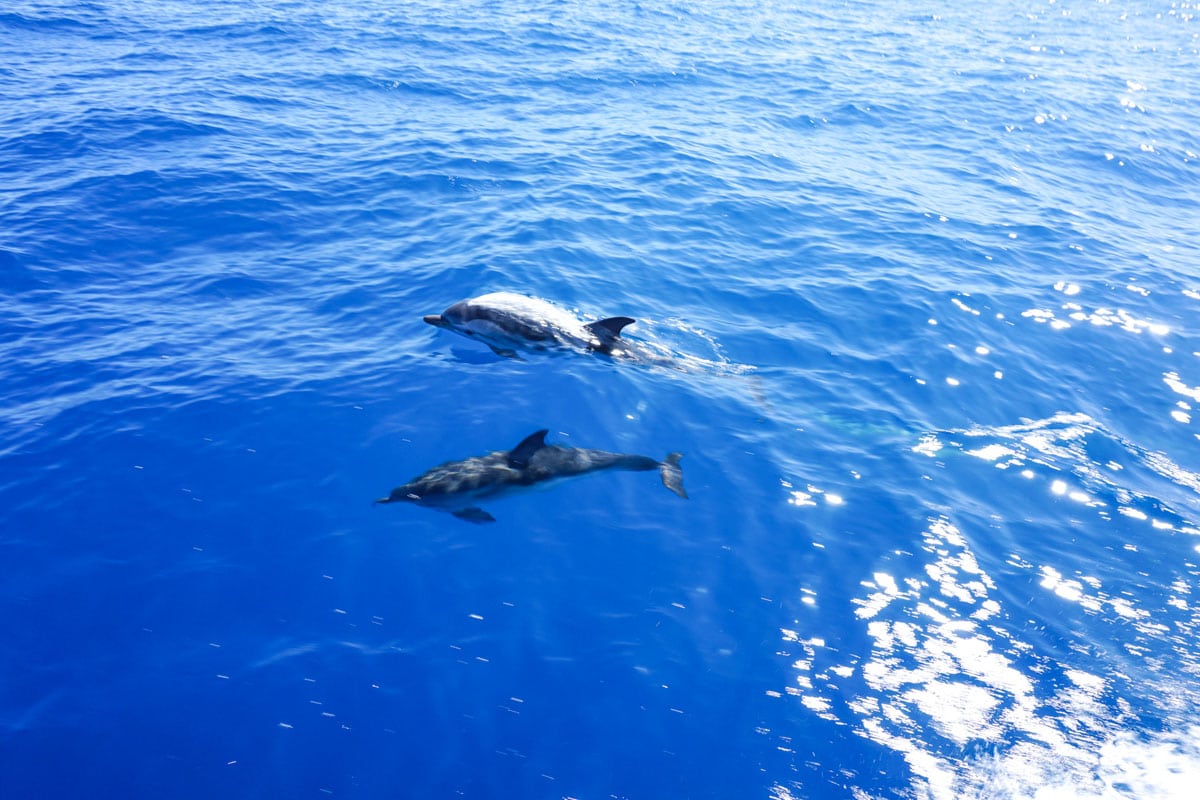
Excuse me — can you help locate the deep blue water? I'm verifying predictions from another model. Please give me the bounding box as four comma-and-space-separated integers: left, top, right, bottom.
3, 0, 1200, 797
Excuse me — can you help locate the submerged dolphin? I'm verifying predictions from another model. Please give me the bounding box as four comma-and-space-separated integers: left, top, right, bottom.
424, 292, 643, 359
375, 429, 687, 523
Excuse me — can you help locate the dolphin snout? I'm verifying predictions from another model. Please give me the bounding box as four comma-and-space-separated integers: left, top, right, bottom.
423, 314, 446, 327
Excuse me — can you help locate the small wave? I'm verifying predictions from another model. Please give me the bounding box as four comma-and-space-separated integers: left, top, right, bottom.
913, 411, 1200, 536
0, 7, 103, 33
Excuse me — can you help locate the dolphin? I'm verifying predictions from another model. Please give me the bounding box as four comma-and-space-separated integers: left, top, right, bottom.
375, 429, 687, 523
423, 292, 643, 359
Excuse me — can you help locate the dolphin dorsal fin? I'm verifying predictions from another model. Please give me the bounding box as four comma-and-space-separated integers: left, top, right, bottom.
585, 316, 635, 342
508, 429, 549, 468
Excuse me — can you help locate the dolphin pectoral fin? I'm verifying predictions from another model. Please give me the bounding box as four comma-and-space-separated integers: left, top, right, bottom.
508, 429, 550, 468
452, 507, 496, 524
487, 344, 522, 359
660, 452, 688, 499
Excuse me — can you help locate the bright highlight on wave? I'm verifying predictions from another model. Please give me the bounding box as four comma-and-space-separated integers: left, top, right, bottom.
776, 513, 1200, 800
1019, 281, 1173, 335
773, 408, 1200, 799
769, 725, 1200, 800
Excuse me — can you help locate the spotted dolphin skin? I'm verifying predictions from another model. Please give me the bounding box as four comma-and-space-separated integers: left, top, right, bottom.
376, 429, 687, 523
424, 292, 641, 359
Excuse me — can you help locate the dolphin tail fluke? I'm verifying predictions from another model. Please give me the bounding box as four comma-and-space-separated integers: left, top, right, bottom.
660, 452, 687, 499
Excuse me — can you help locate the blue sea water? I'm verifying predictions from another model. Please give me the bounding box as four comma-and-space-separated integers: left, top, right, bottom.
2, 0, 1200, 797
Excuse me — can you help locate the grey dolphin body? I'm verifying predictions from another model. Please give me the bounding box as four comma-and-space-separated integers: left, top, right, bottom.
424, 292, 643, 359
376, 429, 687, 523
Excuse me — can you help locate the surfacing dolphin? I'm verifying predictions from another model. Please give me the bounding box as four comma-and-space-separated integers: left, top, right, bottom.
375, 429, 687, 523
424, 291, 648, 360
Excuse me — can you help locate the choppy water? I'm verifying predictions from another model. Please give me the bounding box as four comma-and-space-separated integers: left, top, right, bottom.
2, 1, 1199, 798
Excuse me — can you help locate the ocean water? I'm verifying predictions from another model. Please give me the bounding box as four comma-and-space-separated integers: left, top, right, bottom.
2, 0, 1199, 797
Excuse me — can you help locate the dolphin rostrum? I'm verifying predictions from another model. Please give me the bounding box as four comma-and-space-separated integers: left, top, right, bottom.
423, 292, 642, 359
375, 429, 687, 523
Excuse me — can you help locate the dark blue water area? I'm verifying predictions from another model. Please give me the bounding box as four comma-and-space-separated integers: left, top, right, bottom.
3, 1, 1200, 798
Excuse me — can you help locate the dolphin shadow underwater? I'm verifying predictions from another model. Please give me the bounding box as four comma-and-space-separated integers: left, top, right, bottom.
376, 429, 687, 523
